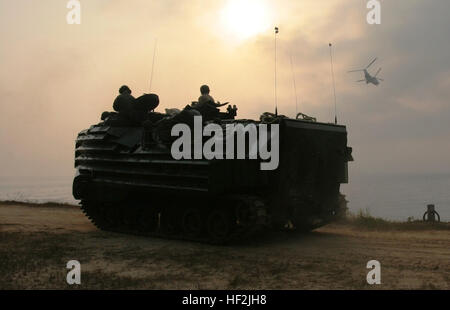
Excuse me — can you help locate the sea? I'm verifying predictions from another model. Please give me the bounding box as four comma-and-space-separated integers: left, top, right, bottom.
0, 173, 449, 222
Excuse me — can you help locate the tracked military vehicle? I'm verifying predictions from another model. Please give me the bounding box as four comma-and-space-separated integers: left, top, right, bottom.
73, 103, 352, 243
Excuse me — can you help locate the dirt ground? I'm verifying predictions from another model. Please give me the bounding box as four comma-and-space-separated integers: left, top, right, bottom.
0, 202, 449, 290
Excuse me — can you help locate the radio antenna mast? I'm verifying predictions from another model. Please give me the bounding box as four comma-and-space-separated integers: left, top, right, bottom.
274, 27, 279, 116
329, 43, 338, 124
290, 54, 299, 116
149, 39, 158, 92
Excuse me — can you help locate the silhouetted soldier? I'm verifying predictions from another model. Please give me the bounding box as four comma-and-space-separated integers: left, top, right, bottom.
113, 85, 135, 115
198, 85, 215, 105
195, 85, 228, 120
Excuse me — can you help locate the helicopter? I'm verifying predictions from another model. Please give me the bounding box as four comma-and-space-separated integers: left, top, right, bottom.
348, 58, 384, 86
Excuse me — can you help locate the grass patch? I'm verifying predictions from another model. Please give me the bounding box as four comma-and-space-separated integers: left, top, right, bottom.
0, 200, 78, 208
0, 231, 94, 289
339, 209, 450, 231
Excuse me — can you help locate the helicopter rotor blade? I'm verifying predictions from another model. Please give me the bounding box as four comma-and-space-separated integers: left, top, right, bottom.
377, 78, 384, 81
375, 67, 382, 77
356, 80, 365, 82
366, 57, 378, 69
348, 69, 364, 73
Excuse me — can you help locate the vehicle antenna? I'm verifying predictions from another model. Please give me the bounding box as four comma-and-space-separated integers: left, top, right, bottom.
290, 53, 299, 116
329, 43, 338, 124
149, 38, 158, 92
274, 27, 279, 116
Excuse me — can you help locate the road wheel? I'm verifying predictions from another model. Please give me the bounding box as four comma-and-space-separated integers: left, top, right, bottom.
137, 207, 159, 232
100, 204, 119, 229
161, 206, 180, 235
207, 209, 233, 244
181, 208, 203, 238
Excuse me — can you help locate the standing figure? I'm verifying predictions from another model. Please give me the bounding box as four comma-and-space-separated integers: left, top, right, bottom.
197, 84, 228, 107
194, 84, 229, 120
198, 84, 215, 105
113, 85, 135, 115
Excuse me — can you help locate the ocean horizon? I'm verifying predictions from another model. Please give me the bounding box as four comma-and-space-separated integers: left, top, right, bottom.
1, 173, 449, 222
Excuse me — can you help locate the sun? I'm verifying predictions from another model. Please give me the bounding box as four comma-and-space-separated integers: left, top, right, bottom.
220, 0, 271, 40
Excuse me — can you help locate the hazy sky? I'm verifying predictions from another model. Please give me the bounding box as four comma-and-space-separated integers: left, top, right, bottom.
1, 0, 450, 178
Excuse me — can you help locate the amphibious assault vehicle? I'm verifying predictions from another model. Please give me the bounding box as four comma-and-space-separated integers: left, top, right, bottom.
73, 103, 353, 243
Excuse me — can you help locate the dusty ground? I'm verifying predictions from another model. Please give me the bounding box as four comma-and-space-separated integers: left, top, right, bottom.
0, 201, 449, 290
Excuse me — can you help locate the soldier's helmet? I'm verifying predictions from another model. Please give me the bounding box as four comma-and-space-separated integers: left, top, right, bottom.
119, 85, 132, 94
200, 85, 210, 94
